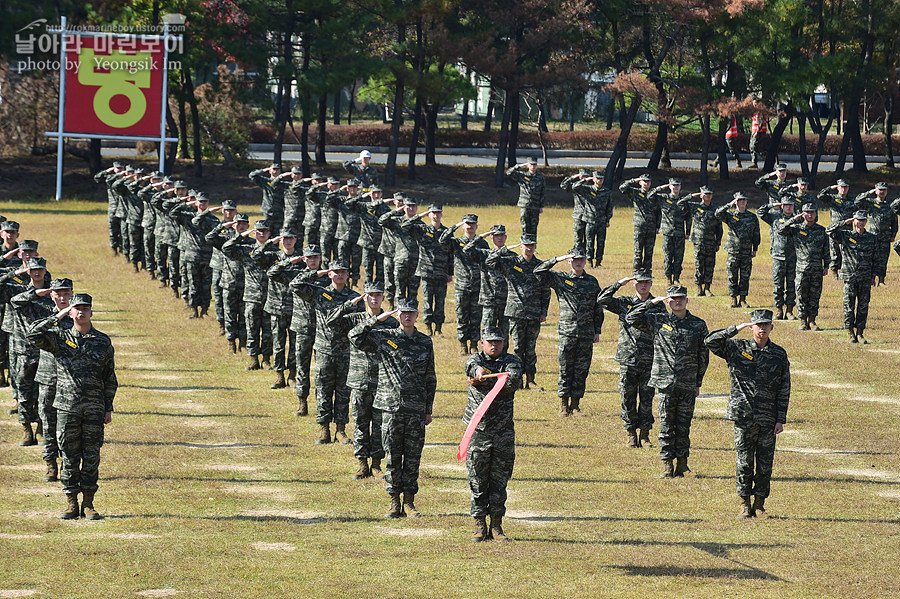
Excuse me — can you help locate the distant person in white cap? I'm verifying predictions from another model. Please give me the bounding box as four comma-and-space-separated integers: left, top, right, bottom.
344, 150, 378, 189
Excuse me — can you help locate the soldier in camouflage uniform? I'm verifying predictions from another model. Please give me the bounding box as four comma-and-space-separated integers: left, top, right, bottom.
580, 170, 613, 267
112, 168, 147, 272
349, 299, 436, 519
754, 163, 791, 204
0, 220, 21, 391
705, 309, 790, 519
534, 247, 603, 416
272, 167, 307, 249
152, 181, 187, 297
620, 174, 660, 271
403, 204, 452, 335
291, 261, 359, 443
113, 166, 131, 259
716, 193, 761, 308
562, 169, 592, 249
826, 211, 877, 343
506, 157, 545, 236
319, 177, 344, 267
440, 214, 486, 355
485, 234, 550, 390
377, 194, 405, 307
464, 225, 509, 337
205, 213, 249, 353
757, 200, 797, 320
626, 285, 709, 478
777, 177, 817, 213
346, 186, 391, 286
780, 204, 830, 330
28, 294, 117, 520
249, 162, 284, 235
598, 270, 665, 448
94, 162, 125, 255
343, 150, 379, 188
263, 230, 304, 389
679, 186, 723, 296
302, 173, 328, 245
854, 182, 897, 286
335, 179, 364, 285
1, 238, 38, 419
169, 192, 220, 319
202, 199, 237, 336
378, 197, 421, 305
326, 282, 397, 479
649, 178, 690, 285
817, 179, 855, 279
138, 172, 165, 280
463, 327, 522, 542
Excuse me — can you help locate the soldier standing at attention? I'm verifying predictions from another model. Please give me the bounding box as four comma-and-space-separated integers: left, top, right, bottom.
326, 283, 397, 480
349, 299, 436, 519
680, 186, 722, 296
705, 310, 790, 519
28, 294, 117, 520
506, 157, 545, 236
440, 214, 486, 355
272, 167, 308, 249
320, 177, 345, 267
403, 204, 452, 336
716, 193, 761, 308
780, 204, 830, 331
626, 285, 709, 478
485, 234, 550, 390
262, 231, 303, 390
335, 179, 363, 286
561, 169, 592, 250
378, 194, 405, 308
826, 211, 877, 343
302, 173, 328, 246
817, 179, 855, 279
649, 178, 690, 285
534, 248, 602, 416
94, 162, 125, 256
378, 197, 421, 305
346, 186, 390, 286
755, 163, 791, 204
619, 174, 660, 271
777, 176, 816, 213
853, 182, 897, 286
580, 170, 613, 268
248, 163, 284, 235
757, 200, 797, 320
464, 327, 522, 542
343, 149, 379, 189
170, 192, 219, 320
597, 270, 665, 448
464, 225, 510, 338
205, 214, 249, 354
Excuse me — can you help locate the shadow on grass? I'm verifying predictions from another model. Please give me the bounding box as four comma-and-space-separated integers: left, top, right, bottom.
104, 475, 331, 485
116, 410, 268, 419
120, 368, 205, 373
424, 473, 640, 485
119, 385, 239, 392
106, 439, 293, 448
608, 565, 781, 581
422, 440, 591, 449
103, 513, 381, 525
430, 414, 549, 423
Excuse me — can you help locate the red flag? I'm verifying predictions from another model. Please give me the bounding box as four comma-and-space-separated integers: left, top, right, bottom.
457, 373, 509, 462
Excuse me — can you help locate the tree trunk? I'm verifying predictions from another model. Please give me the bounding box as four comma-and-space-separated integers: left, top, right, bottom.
604, 95, 642, 188
507, 89, 520, 168
763, 107, 794, 172
178, 75, 189, 159
425, 102, 438, 166
461, 67, 470, 131
164, 109, 178, 175
300, 110, 311, 176
537, 100, 549, 165
538, 97, 548, 132
569, 91, 576, 132
484, 85, 495, 131
315, 94, 327, 165
333, 90, 341, 125
385, 81, 405, 186
647, 82, 668, 171
272, 77, 288, 166
605, 93, 617, 130
494, 94, 511, 188
699, 114, 710, 186
716, 119, 729, 180
182, 66, 202, 177
798, 111, 809, 177
846, 97, 867, 171
347, 81, 356, 125
408, 95, 423, 180
884, 91, 894, 168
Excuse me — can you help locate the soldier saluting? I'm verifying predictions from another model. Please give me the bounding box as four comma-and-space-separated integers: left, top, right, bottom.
826, 210, 877, 343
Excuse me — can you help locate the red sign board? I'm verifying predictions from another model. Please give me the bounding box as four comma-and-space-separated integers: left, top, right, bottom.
63, 35, 165, 137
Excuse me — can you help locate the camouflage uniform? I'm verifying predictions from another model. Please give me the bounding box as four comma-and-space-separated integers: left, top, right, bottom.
597, 281, 665, 432
619, 179, 661, 271
854, 191, 898, 280
705, 325, 790, 499
291, 272, 360, 425
112, 177, 145, 268
506, 166, 545, 236
150, 188, 178, 287
754, 173, 791, 204
379, 209, 420, 304
264, 248, 305, 373
405, 219, 452, 327
112, 173, 130, 258
716, 205, 761, 298
170, 204, 219, 310
440, 225, 486, 346
27, 312, 117, 497
137, 182, 158, 273
94, 169, 122, 251
680, 198, 723, 288
320, 190, 343, 266
464, 351, 522, 518
826, 221, 876, 333
335, 193, 363, 281
286, 263, 329, 403
274, 177, 307, 248
205, 222, 246, 343
780, 216, 830, 322
626, 301, 709, 462
777, 188, 816, 214
649, 186, 690, 279
343, 161, 378, 188
534, 258, 603, 409
222, 235, 278, 358
757, 204, 797, 311
347, 197, 390, 285
485, 248, 550, 381
303, 183, 327, 246
327, 304, 398, 461
561, 174, 588, 248
817, 188, 857, 274
377, 206, 399, 303
249, 169, 284, 234
579, 182, 613, 266
349, 316, 436, 497
464, 239, 509, 337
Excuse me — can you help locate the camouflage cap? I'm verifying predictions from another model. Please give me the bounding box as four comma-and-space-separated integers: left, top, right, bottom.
291, 166, 302, 174
569, 247, 588, 259
578, 168, 591, 177
71, 293, 92, 307
481, 327, 506, 342
402, 197, 418, 206
750, 309, 774, 324
393, 192, 406, 201
270, 162, 282, 170
1, 221, 20, 231
311, 172, 325, 180
525, 157, 537, 165
234, 213, 250, 223
327, 176, 341, 184
303, 244, 322, 256
854, 210, 868, 220
836, 179, 849, 187
113, 161, 124, 168
669, 177, 682, 185
520, 233, 537, 245
221, 199, 237, 210
632, 269, 652, 281
329, 261, 349, 271
187, 189, 198, 197
363, 281, 385, 294
665, 285, 688, 297
776, 163, 787, 170
124, 165, 135, 172
733, 192, 748, 201
592, 170, 605, 179
462, 214, 478, 224
801, 203, 817, 213
347, 178, 361, 187
50, 277, 73, 290
18, 239, 38, 251
427, 203, 443, 213
397, 298, 418, 312
491, 224, 507, 235
638, 173, 652, 181
370, 185, 383, 193
797, 177, 809, 185
875, 182, 888, 190
196, 192, 211, 202
25, 257, 46, 270
699, 186, 713, 194
134, 168, 146, 175
162, 176, 174, 184
280, 229, 298, 238
151, 171, 164, 178
174, 181, 187, 189
252, 220, 270, 230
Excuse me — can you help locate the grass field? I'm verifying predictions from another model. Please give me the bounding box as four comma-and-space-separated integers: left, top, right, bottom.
1, 197, 899, 599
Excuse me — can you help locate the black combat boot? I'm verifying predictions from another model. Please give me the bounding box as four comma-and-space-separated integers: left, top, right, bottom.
857, 328, 868, 344
370, 458, 383, 477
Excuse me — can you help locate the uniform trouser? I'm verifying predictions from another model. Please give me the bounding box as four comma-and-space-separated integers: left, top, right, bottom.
895, 238, 900, 260
662, 234, 686, 277
586, 219, 608, 265
186, 261, 212, 309
633, 228, 656, 271
244, 301, 272, 357
57, 404, 105, 495
270, 313, 295, 372
223, 284, 246, 341
293, 331, 314, 399
361, 246, 383, 285
694, 243, 717, 286
179, 258, 189, 300
351, 388, 384, 460
455, 288, 482, 343
143, 229, 156, 272
520, 207, 540, 237
657, 387, 696, 461
337, 240, 362, 280
734, 421, 777, 498
726, 253, 753, 297
557, 335, 593, 400
619, 364, 655, 431
108, 214, 122, 248
38, 381, 58, 461
771, 258, 796, 308
321, 232, 336, 267
8, 342, 19, 401
155, 238, 170, 282
127, 224, 144, 266
381, 411, 426, 495
0, 330, 8, 370
509, 318, 540, 376
14, 351, 39, 424
795, 269, 824, 320
304, 224, 320, 246
118, 219, 130, 256
212, 268, 224, 322
723, 136, 741, 164
394, 261, 420, 303
830, 237, 843, 272
749, 133, 760, 163
314, 350, 350, 425
467, 426, 515, 518
167, 245, 181, 289
480, 304, 509, 339
843, 278, 872, 330
873, 233, 892, 279
421, 277, 447, 325
573, 219, 586, 249
383, 255, 396, 304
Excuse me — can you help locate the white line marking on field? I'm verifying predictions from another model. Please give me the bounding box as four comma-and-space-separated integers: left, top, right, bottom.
252, 542, 296, 551
0, 591, 38, 598
830, 468, 900, 482
378, 527, 444, 537
845, 396, 900, 405
136, 589, 179, 597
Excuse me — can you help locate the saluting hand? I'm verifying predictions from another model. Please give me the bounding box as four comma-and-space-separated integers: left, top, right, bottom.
376, 309, 400, 322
